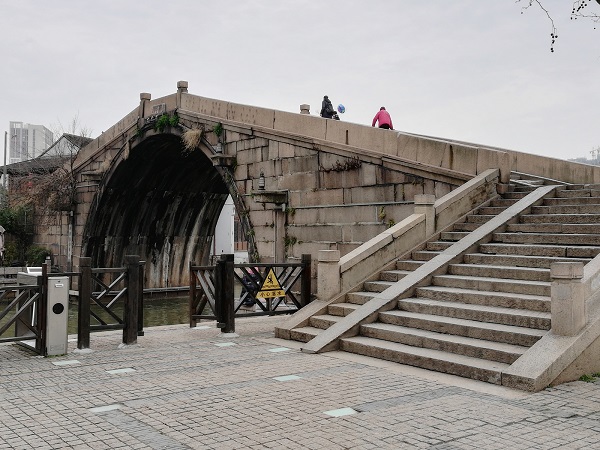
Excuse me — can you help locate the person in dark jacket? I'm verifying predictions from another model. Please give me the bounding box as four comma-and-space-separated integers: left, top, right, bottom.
320, 95, 336, 119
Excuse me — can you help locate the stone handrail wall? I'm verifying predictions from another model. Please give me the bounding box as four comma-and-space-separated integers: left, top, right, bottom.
302, 185, 557, 355
318, 168, 500, 298
503, 254, 600, 391
180, 91, 600, 184
74, 84, 600, 189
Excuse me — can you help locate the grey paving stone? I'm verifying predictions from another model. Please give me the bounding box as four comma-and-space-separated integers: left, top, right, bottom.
2, 318, 600, 449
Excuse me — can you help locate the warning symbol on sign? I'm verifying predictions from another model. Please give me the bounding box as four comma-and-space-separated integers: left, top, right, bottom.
256, 268, 285, 299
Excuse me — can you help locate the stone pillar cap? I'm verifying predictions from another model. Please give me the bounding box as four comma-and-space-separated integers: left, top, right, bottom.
318, 249, 340, 262
414, 194, 436, 205
551, 261, 584, 279
140, 93, 151, 101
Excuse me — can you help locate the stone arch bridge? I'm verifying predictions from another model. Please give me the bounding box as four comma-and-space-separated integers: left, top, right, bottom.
37, 81, 600, 289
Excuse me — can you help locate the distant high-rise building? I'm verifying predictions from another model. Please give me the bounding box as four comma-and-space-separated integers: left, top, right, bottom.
8, 122, 54, 163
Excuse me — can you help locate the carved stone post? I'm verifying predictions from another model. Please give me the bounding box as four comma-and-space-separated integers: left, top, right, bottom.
317, 250, 340, 301
551, 262, 585, 336
138, 93, 151, 129
414, 194, 436, 236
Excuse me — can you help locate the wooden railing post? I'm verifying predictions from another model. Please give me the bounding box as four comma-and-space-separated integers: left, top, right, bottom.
137, 260, 145, 336
123, 255, 140, 345
215, 254, 235, 333
222, 254, 235, 333
301, 254, 312, 307
78, 257, 91, 350
215, 256, 224, 328
189, 261, 197, 327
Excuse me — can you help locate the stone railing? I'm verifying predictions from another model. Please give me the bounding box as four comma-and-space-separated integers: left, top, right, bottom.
503, 256, 600, 391
317, 168, 500, 299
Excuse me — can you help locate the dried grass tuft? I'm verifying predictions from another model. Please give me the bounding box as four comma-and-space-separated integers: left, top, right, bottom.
182, 129, 203, 153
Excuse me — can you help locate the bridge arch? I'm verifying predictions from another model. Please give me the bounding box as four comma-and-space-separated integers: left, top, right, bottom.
82, 126, 251, 287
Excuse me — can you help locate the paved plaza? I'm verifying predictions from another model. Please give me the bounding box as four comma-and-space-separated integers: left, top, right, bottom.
1, 317, 600, 449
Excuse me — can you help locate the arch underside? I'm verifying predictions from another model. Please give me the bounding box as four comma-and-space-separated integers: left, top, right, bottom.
84, 133, 229, 287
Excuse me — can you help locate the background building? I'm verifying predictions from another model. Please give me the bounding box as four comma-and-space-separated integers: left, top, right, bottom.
9, 121, 54, 163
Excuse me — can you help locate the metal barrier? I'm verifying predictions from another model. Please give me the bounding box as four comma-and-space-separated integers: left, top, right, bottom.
189, 254, 312, 332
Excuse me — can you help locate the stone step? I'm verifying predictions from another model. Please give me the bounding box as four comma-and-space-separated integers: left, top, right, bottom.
451, 222, 482, 232
411, 250, 442, 261
493, 232, 600, 246
466, 214, 496, 224
416, 285, 550, 312
363, 280, 395, 293
503, 192, 531, 199
463, 252, 591, 269
447, 263, 550, 282
395, 260, 425, 271
532, 204, 600, 215
309, 314, 341, 330
379, 269, 411, 282
510, 182, 542, 190
346, 291, 377, 305
378, 310, 545, 347
289, 326, 321, 343
327, 302, 360, 317
432, 274, 550, 296
520, 213, 600, 224
339, 336, 508, 384
397, 297, 551, 329
479, 242, 600, 258
360, 322, 527, 364
564, 183, 600, 190
543, 196, 600, 206
505, 223, 600, 234
425, 241, 455, 251
478, 206, 510, 215
440, 231, 470, 241
490, 198, 520, 207
556, 189, 600, 198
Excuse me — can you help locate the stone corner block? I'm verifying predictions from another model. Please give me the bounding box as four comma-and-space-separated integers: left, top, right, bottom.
318, 249, 341, 263
414, 194, 436, 205
551, 262, 584, 279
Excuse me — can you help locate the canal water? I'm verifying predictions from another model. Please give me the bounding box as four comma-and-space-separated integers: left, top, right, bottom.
1, 295, 192, 338
68, 295, 193, 334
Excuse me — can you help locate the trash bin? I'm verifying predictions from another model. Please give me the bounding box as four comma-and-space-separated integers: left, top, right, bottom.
46, 276, 69, 356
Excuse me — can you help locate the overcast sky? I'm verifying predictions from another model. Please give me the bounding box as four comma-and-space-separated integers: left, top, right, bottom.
1, 1, 598, 162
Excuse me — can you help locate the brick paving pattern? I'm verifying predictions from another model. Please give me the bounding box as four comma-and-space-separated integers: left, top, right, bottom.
1, 317, 600, 449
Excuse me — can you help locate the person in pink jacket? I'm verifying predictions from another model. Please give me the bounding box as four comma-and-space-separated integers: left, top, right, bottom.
372, 107, 394, 130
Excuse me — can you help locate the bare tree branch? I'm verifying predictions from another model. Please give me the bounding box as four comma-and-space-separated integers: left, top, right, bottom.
518, 0, 558, 52
517, 0, 599, 52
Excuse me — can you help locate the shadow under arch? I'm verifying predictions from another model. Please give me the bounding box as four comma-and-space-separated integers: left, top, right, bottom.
81, 129, 247, 288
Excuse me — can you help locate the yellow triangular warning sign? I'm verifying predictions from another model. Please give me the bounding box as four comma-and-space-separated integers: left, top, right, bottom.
256, 268, 286, 298
261, 268, 282, 290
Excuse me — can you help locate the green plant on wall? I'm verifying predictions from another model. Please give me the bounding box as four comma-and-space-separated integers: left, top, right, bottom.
154, 113, 180, 132
378, 206, 386, 222
284, 235, 297, 250
212, 122, 223, 138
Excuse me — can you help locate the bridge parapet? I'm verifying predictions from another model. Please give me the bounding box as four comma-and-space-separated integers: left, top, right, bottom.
39, 81, 600, 291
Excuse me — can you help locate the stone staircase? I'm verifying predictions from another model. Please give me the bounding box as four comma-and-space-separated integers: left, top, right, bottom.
286, 180, 600, 384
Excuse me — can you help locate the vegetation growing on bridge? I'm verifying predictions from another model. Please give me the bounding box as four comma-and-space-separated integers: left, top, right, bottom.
319, 156, 362, 173
154, 113, 180, 132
